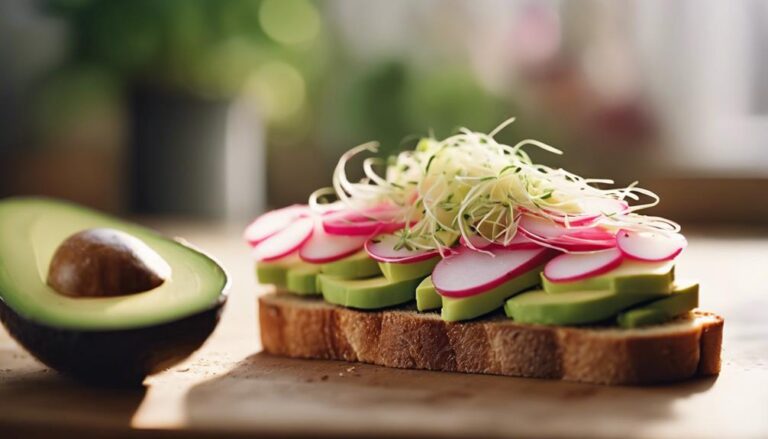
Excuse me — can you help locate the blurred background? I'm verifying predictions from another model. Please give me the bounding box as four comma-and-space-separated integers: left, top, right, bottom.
1, 0, 766, 225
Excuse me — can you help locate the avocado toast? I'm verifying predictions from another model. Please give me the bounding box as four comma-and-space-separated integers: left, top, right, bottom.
246, 119, 723, 385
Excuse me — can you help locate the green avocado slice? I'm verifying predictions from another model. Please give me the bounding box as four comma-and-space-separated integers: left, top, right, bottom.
416, 276, 441, 311
0, 198, 227, 331
320, 250, 381, 279
256, 257, 302, 288
286, 263, 322, 295
379, 256, 440, 283
318, 274, 420, 310
542, 259, 675, 295
617, 281, 699, 328
441, 266, 543, 322
504, 288, 665, 326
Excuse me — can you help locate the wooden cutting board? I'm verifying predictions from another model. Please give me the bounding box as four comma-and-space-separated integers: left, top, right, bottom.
1, 223, 767, 438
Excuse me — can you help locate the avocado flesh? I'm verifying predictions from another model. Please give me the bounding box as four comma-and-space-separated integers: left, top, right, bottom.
285, 263, 322, 295
320, 250, 381, 279
379, 256, 440, 283
441, 266, 542, 322
542, 259, 675, 295
256, 257, 301, 288
504, 288, 665, 326
318, 274, 421, 310
416, 276, 441, 311
617, 281, 699, 328
0, 198, 227, 331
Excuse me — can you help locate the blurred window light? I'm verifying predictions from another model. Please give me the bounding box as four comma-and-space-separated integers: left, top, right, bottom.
633, 0, 768, 175
259, 0, 321, 46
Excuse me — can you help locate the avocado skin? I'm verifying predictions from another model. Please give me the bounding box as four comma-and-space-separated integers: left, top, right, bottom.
0, 296, 225, 386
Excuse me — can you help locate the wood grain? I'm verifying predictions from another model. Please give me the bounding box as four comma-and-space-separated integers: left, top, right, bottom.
1, 222, 767, 438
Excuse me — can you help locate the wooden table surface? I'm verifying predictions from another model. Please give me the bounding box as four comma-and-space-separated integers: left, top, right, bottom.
1, 222, 767, 438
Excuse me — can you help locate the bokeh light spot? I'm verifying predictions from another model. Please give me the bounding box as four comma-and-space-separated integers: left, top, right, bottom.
259, 0, 321, 45
245, 61, 306, 121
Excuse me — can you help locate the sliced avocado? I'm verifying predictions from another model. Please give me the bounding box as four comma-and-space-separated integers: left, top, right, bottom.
617, 281, 699, 328
441, 266, 542, 322
416, 276, 441, 311
542, 259, 675, 295
379, 256, 440, 283
285, 263, 322, 295
320, 250, 381, 279
318, 274, 420, 310
256, 256, 301, 288
0, 198, 228, 384
504, 288, 664, 326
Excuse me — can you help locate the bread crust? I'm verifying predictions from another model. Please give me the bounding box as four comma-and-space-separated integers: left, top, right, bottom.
258, 293, 723, 385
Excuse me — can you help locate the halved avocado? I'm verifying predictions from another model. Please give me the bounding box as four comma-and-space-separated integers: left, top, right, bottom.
0, 198, 228, 385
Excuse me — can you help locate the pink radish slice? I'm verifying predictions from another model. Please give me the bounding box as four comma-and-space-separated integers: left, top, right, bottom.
252, 216, 314, 262
543, 247, 623, 282
550, 198, 629, 226
518, 214, 616, 251
550, 238, 616, 252
522, 233, 614, 253
433, 247, 555, 298
322, 208, 404, 236
365, 234, 439, 263
459, 234, 493, 249
518, 214, 595, 238
617, 229, 687, 262
300, 221, 368, 263
244, 205, 310, 246
498, 232, 543, 250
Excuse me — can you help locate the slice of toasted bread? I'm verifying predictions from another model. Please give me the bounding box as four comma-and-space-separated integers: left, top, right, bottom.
259, 293, 723, 385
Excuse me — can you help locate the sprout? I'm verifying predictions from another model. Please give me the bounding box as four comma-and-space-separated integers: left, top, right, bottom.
313, 118, 681, 254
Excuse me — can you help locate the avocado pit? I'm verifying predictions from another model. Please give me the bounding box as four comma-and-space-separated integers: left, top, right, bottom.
47, 228, 171, 297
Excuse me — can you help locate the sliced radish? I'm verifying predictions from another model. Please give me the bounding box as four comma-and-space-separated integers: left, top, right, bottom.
459, 234, 493, 249
518, 214, 595, 238
549, 198, 628, 226
459, 232, 541, 250
252, 216, 314, 262
244, 204, 310, 246
322, 207, 404, 236
499, 231, 543, 250
543, 247, 624, 282
300, 220, 368, 263
518, 214, 616, 252
548, 237, 616, 252
617, 229, 687, 262
433, 247, 555, 298
365, 234, 439, 263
